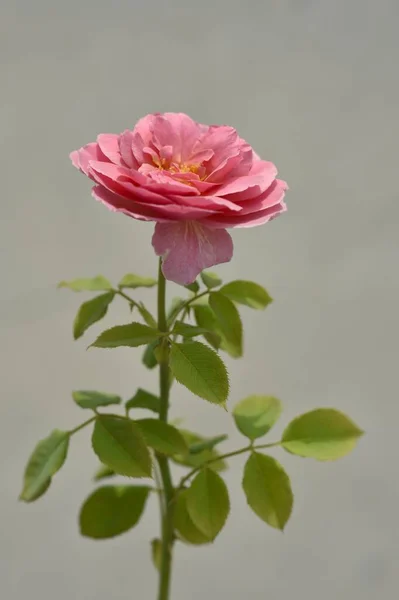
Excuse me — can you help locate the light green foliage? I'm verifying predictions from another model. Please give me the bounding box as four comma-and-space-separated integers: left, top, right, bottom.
209, 292, 243, 358
20, 429, 69, 502
22, 261, 365, 597
142, 341, 159, 369
193, 305, 222, 350
233, 395, 282, 440
72, 390, 121, 410
172, 321, 209, 338
125, 389, 160, 414
188, 434, 227, 455
243, 452, 293, 530
58, 275, 112, 292
174, 490, 211, 545
170, 341, 229, 405
151, 539, 163, 570
73, 292, 115, 340
93, 464, 115, 481
80, 485, 150, 539
118, 274, 157, 289
184, 281, 200, 293
135, 419, 188, 456
220, 280, 272, 309
282, 408, 364, 460
200, 271, 222, 289
137, 303, 157, 328
172, 430, 227, 472
92, 416, 152, 478
91, 322, 160, 348
186, 469, 230, 540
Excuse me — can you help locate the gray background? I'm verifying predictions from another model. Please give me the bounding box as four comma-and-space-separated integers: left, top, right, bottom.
1, 0, 398, 598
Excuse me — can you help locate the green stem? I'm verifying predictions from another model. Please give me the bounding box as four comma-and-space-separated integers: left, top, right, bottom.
153, 460, 166, 520
156, 260, 174, 600
68, 416, 96, 436
179, 441, 281, 489
115, 288, 139, 309
171, 290, 210, 325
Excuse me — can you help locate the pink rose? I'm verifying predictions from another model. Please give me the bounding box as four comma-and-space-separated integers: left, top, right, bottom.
70, 113, 287, 284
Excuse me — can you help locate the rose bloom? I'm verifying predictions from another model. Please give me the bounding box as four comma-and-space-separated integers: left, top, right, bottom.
70, 113, 287, 284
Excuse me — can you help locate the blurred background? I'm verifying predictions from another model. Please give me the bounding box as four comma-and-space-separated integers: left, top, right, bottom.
1, 0, 398, 598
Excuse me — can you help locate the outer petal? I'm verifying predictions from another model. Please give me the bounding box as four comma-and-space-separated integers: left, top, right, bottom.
170, 191, 242, 212
216, 161, 278, 199
236, 179, 288, 214
203, 201, 287, 229
91, 185, 216, 221
152, 221, 233, 284
70, 143, 108, 177
119, 130, 139, 168
92, 185, 158, 221
203, 180, 288, 228
96, 133, 123, 165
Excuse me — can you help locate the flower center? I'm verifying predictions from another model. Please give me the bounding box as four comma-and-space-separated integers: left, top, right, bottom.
151, 155, 206, 186
170, 163, 200, 175
157, 158, 200, 176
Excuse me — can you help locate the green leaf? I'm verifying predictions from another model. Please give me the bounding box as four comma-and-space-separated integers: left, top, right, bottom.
72, 390, 122, 410
186, 469, 230, 540
151, 539, 162, 571
125, 389, 160, 414
170, 341, 229, 405
209, 292, 243, 358
184, 281, 200, 293
200, 271, 222, 289
79, 485, 150, 539
58, 275, 112, 292
20, 430, 69, 502
118, 274, 157, 289
93, 464, 115, 481
172, 321, 209, 339
137, 303, 157, 328
220, 280, 272, 310
135, 419, 188, 456
91, 322, 161, 349
193, 305, 222, 350
281, 409, 364, 460
73, 292, 115, 340
188, 434, 228, 455
174, 490, 212, 545
142, 341, 159, 369
242, 452, 293, 530
233, 395, 282, 440
172, 430, 227, 472
92, 416, 152, 478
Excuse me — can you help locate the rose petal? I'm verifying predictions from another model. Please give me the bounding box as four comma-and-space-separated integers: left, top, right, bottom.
204, 199, 287, 229
217, 161, 277, 199
161, 113, 204, 162
70, 143, 108, 177
132, 114, 159, 146
92, 185, 164, 221
152, 221, 233, 284
97, 134, 123, 165
236, 179, 288, 214
119, 130, 139, 168
92, 184, 216, 221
